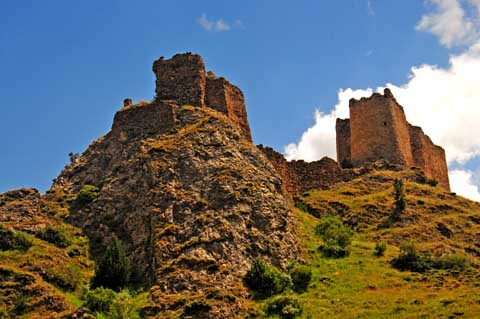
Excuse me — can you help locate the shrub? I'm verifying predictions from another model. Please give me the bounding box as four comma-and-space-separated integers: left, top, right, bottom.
374, 241, 387, 257
75, 185, 100, 206
426, 178, 438, 187
266, 295, 303, 319
315, 216, 353, 258
393, 179, 406, 212
243, 259, 292, 299
289, 265, 312, 293
42, 264, 83, 291
36, 225, 71, 248
85, 287, 116, 313
0, 225, 33, 252
109, 290, 143, 319
433, 254, 470, 270
92, 239, 131, 291
391, 241, 432, 273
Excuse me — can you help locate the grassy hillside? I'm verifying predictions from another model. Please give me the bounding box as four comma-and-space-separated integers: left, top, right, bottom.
0, 189, 93, 318
255, 167, 480, 318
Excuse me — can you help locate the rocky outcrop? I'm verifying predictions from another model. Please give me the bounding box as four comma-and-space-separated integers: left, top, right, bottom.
336, 89, 450, 190
52, 100, 300, 317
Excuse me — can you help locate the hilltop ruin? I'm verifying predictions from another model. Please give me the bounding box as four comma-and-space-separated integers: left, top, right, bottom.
336, 88, 450, 190
152, 53, 252, 141
117, 53, 450, 193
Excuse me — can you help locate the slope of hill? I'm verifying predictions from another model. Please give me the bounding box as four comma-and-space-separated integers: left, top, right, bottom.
253, 165, 480, 318
1, 53, 480, 319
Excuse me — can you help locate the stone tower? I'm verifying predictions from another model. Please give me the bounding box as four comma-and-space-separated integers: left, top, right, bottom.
336, 88, 450, 190
152, 53, 252, 142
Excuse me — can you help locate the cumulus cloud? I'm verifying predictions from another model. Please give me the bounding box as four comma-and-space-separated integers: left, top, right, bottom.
450, 169, 480, 201
285, 0, 480, 201
416, 0, 479, 48
197, 14, 242, 32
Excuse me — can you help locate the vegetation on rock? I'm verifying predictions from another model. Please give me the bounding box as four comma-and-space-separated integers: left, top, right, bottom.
92, 239, 131, 291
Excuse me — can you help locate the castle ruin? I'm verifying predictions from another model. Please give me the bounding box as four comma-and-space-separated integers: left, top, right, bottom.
152, 53, 252, 141
336, 88, 450, 190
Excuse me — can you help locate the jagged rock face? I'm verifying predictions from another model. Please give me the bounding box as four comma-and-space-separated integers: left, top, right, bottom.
52, 102, 300, 317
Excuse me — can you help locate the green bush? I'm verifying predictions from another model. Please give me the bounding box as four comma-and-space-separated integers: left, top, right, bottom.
92, 239, 131, 291
85, 287, 116, 313
289, 265, 312, 293
244, 259, 292, 299
0, 225, 33, 252
43, 264, 83, 291
109, 290, 143, 319
315, 216, 352, 258
391, 241, 432, 273
266, 295, 303, 319
75, 185, 100, 206
433, 254, 470, 270
374, 241, 387, 257
36, 225, 71, 248
426, 178, 438, 187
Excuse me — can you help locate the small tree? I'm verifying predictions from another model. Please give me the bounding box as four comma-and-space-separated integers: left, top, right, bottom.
392, 179, 406, 212
374, 241, 387, 257
315, 216, 353, 258
244, 259, 291, 299
92, 239, 131, 291
289, 265, 312, 293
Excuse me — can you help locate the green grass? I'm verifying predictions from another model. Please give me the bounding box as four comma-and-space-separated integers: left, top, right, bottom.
257, 208, 480, 318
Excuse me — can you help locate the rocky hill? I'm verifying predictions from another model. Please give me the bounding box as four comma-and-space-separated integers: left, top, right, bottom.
1, 53, 479, 319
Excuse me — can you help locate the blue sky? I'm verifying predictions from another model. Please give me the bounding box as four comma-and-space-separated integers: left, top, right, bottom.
1, 0, 479, 199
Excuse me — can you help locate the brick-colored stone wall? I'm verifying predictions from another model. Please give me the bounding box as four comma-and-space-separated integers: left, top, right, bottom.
338, 88, 450, 190
151, 53, 252, 142
409, 125, 450, 190
112, 100, 176, 137
206, 78, 252, 142
152, 53, 206, 107
336, 118, 351, 167
349, 89, 413, 166
257, 145, 347, 195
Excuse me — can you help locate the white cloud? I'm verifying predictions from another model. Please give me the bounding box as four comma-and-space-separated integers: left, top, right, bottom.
197, 14, 241, 32
285, 88, 372, 162
416, 0, 478, 48
284, 0, 480, 201
450, 169, 480, 201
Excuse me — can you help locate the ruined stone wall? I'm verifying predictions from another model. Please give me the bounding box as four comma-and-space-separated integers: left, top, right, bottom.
152, 53, 252, 142
152, 53, 206, 107
289, 158, 345, 192
206, 78, 252, 142
338, 88, 450, 190
258, 145, 347, 195
336, 119, 351, 167
349, 89, 413, 166
409, 125, 450, 190
112, 100, 176, 138
257, 145, 300, 194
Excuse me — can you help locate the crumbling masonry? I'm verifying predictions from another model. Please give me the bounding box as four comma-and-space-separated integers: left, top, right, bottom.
336, 88, 450, 190
152, 53, 252, 141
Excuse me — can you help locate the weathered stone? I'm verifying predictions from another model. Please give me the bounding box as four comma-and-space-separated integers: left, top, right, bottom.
337, 89, 450, 190
206, 77, 252, 142
152, 53, 207, 107
336, 118, 351, 168
257, 145, 350, 195
123, 98, 132, 107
